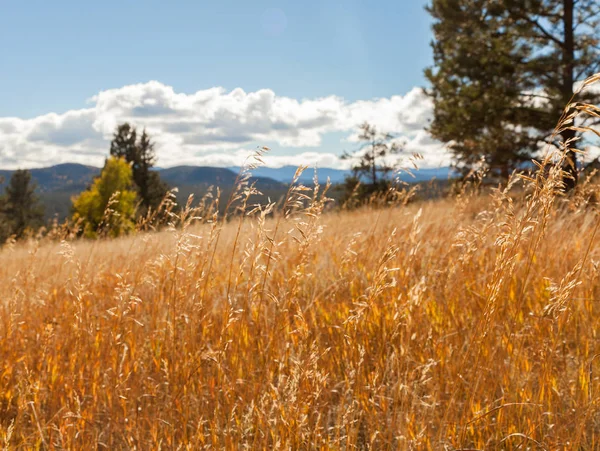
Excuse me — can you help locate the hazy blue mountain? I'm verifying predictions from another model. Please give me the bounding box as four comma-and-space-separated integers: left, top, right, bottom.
0, 163, 455, 221
158, 166, 284, 189
0, 163, 100, 193
0, 164, 284, 194
230, 166, 351, 184
0, 164, 286, 220
0, 164, 101, 220
230, 166, 455, 184
396, 167, 455, 182
0, 163, 454, 195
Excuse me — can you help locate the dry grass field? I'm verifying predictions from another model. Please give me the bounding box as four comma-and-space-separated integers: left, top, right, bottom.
0, 76, 599, 450
1, 170, 600, 450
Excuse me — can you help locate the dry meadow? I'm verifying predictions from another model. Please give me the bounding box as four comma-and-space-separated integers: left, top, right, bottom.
1, 169, 600, 450
1, 76, 600, 450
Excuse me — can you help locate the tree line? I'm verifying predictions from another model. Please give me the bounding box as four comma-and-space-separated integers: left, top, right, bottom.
0, 123, 169, 241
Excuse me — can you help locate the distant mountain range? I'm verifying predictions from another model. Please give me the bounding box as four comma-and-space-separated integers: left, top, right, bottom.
229, 166, 454, 184
0, 163, 455, 220
0, 163, 100, 194
161, 166, 284, 188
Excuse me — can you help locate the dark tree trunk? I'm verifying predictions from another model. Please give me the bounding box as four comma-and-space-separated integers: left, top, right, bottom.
501, 163, 509, 181
561, 0, 577, 191
371, 141, 377, 185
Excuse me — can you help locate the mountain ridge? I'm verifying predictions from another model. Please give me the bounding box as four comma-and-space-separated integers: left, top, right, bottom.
0, 163, 455, 220
0, 163, 455, 191
230, 165, 454, 184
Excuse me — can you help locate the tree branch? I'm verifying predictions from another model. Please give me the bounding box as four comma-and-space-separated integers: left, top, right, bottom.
519, 92, 554, 101
574, 9, 599, 30
575, 58, 600, 80
508, 7, 564, 47
527, 17, 564, 46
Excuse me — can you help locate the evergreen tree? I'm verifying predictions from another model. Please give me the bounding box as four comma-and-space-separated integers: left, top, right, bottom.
109, 123, 138, 161
72, 157, 137, 238
0, 169, 44, 240
425, 0, 599, 186
110, 123, 169, 212
136, 129, 170, 211
341, 122, 403, 201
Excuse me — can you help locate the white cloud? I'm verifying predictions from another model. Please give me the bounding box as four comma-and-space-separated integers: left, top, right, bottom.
0, 81, 449, 169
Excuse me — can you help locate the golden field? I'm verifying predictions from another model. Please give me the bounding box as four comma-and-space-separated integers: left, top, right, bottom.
1, 166, 600, 449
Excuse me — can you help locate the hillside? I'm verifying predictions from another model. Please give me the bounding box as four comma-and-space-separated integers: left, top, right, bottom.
0, 164, 287, 220
0, 178, 598, 447
0, 163, 455, 220
0, 163, 99, 193
159, 165, 285, 189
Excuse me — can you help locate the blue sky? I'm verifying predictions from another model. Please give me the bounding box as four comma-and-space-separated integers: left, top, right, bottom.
0, 1, 445, 169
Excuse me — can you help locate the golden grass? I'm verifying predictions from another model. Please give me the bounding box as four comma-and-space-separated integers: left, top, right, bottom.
1, 185, 600, 449
0, 74, 599, 449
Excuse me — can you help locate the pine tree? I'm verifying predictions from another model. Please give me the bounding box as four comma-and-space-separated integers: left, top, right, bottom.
425, 0, 599, 186
341, 122, 403, 201
109, 123, 138, 161
110, 123, 169, 212
0, 169, 44, 240
136, 129, 170, 211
